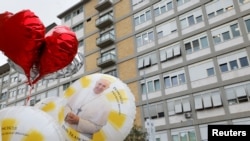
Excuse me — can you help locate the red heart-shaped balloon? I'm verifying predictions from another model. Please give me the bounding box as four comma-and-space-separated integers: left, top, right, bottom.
32, 25, 78, 84
0, 10, 45, 85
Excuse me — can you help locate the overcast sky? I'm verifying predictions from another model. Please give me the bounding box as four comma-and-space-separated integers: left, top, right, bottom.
0, 0, 81, 66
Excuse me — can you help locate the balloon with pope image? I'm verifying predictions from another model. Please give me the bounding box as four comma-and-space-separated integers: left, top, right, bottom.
35, 73, 136, 141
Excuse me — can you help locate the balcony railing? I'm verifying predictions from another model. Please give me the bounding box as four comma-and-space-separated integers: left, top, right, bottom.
96, 33, 115, 48
96, 14, 113, 29
97, 53, 116, 68
95, 0, 113, 12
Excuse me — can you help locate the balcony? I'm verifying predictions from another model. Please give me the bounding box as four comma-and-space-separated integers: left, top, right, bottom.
96, 14, 113, 29
95, 0, 113, 12
96, 33, 115, 48
97, 53, 116, 68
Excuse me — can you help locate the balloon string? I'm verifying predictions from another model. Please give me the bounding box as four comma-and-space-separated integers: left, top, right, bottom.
25, 85, 34, 106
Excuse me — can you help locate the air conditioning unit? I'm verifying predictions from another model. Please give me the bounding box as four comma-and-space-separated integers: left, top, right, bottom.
184, 112, 192, 118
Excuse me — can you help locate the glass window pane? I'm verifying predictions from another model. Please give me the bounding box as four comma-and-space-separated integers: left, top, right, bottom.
180, 18, 187, 29
216, 9, 224, 15
188, 131, 197, 141
207, 68, 215, 76
164, 76, 171, 88
245, 19, 250, 33
180, 132, 188, 141
192, 40, 200, 52
160, 6, 166, 14
147, 81, 154, 93
229, 60, 238, 70
158, 31, 163, 38
196, 15, 203, 23
185, 42, 192, 54
208, 12, 215, 18
171, 76, 178, 86
222, 31, 231, 41
239, 57, 249, 67
178, 73, 186, 84
231, 23, 240, 37
220, 63, 228, 72
136, 36, 142, 47
213, 35, 221, 44
141, 83, 146, 94
146, 10, 151, 20
200, 36, 208, 48
154, 79, 160, 91
154, 8, 160, 16
142, 33, 148, 44
140, 14, 145, 23
148, 31, 154, 41
167, 2, 173, 10
188, 15, 195, 26
172, 135, 179, 141
134, 17, 140, 26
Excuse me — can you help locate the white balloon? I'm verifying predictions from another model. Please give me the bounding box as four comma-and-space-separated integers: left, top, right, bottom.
0, 106, 67, 141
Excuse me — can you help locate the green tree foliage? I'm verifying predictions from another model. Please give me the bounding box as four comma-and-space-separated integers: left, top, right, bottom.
124, 124, 147, 141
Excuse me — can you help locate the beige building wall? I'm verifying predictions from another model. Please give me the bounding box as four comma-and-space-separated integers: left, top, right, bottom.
84, 15, 98, 36
135, 107, 142, 126
118, 59, 137, 81
114, 0, 131, 20
115, 17, 133, 39
84, 33, 99, 54
85, 52, 99, 73
117, 37, 135, 60
84, 0, 98, 18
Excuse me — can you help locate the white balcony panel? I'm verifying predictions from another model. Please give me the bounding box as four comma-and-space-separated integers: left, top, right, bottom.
214, 37, 244, 51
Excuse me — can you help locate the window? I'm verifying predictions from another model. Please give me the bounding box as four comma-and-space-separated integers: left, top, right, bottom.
194, 90, 222, 110
212, 22, 241, 45
239, 57, 249, 67
136, 29, 155, 47
177, 0, 191, 6
0, 91, 8, 101
189, 60, 215, 81
179, 8, 203, 29
10, 73, 18, 83
225, 82, 250, 105
230, 24, 240, 37
167, 97, 191, 116
218, 50, 249, 73
206, 0, 234, 19
172, 129, 197, 141
153, 0, 173, 17
239, 0, 250, 4
160, 44, 181, 62
220, 63, 228, 72
156, 19, 177, 39
64, 14, 71, 22
138, 53, 157, 69
229, 60, 238, 70
72, 23, 83, 32
143, 103, 165, 119
132, 0, 144, 6
100, 49, 116, 63
184, 34, 209, 54
164, 70, 186, 88
141, 78, 161, 94
207, 68, 215, 76
245, 19, 250, 33
105, 69, 117, 77
134, 9, 152, 26
73, 7, 83, 17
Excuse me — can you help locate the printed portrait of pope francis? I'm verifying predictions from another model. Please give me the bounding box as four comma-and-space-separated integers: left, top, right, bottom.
64, 77, 112, 140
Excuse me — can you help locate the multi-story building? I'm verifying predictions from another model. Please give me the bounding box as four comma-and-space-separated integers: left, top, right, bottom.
1, 0, 250, 140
